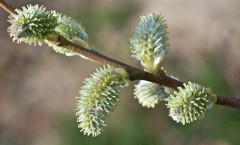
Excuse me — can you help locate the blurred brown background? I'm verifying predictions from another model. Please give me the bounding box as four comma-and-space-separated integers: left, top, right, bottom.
1, 0, 240, 145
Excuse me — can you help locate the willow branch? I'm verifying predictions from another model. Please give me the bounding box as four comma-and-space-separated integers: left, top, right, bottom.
1, 1, 240, 110
56, 36, 184, 89
56, 36, 240, 110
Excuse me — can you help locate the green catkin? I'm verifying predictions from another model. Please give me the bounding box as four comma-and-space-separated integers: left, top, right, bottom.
8, 5, 58, 45
166, 82, 217, 125
44, 13, 89, 57
134, 75, 179, 108
76, 66, 129, 137
8, 5, 90, 58
130, 13, 169, 74
134, 80, 168, 108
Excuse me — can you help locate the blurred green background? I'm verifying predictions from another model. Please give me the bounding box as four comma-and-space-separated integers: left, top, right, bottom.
1, 0, 240, 145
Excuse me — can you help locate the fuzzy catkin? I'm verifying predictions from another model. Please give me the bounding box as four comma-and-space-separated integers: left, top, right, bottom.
167, 82, 217, 124
44, 12, 89, 57
8, 4, 90, 58
8, 5, 58, 45
134, 80, 168, 108
76, 66, 129, 137
130, 13, 169, 74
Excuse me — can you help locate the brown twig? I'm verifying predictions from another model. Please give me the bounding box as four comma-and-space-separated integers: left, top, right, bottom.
0, 0, 15, 14
216, 95, 240, 109
1, 0, 240, 110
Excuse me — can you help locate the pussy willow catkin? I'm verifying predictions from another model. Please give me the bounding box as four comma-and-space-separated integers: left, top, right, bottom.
76, 66, 129, 137
8, 4, 89, 58
45, 12, 89, 57
8, 5, 58, 45
134, 80, 168, 108
167, 82, 217, 124
130, 13, 169, 74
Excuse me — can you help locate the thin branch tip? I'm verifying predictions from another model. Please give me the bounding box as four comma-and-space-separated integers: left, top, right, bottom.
0, 0, 15, 14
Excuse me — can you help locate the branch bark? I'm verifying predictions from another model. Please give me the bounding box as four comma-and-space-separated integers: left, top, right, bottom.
1, 1, 240, 110
0, 0, 15, 14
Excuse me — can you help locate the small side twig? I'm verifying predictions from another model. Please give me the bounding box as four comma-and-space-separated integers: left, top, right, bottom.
0, 0, 15, 14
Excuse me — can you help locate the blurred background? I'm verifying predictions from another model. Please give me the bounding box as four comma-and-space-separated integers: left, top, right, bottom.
1, 0, 240, 145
